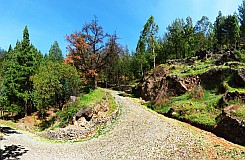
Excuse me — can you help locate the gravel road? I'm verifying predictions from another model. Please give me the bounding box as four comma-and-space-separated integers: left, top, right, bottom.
1, 90, 244, 159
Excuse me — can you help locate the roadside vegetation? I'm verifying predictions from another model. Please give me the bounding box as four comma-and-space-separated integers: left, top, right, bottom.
151, 87, 223, 127
0, 0, 245, 148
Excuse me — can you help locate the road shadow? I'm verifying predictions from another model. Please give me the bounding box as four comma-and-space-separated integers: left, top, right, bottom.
0, 145, 28, 160
0, 127, 21, 135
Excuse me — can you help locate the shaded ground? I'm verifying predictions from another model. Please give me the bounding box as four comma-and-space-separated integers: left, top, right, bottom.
0, 90, 244, 159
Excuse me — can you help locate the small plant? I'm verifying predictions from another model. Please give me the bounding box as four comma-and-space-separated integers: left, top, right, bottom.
190, 85, 204, 100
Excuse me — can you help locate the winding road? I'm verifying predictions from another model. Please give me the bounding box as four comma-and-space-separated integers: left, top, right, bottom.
1, 90, 244, 159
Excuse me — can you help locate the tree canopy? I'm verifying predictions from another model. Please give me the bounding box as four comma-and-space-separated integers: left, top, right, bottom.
65, 17, 120, 89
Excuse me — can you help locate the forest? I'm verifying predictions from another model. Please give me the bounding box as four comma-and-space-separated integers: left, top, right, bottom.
0, 1, 245, 123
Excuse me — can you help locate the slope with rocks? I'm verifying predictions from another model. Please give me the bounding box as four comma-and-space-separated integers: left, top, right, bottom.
1, 90, 244, 159
134, 50, 245, 145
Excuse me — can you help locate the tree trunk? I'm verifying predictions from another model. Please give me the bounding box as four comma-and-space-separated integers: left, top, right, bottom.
141, 63, 144, 78
94, 77, 98, 89
25, 102, 28, 117
153, 47, 156, 68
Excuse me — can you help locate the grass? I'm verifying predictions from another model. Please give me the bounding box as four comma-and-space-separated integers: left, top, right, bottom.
233, 105, 245, 119
78, 88, 106, 106
160, 59, 230, 77
107, 95, 118, 116
153, 89, 223, 127
57, 88, 118, 127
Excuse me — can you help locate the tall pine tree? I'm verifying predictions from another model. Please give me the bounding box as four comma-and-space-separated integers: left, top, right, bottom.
48, 41, 63, 62
2, 26, 42, 116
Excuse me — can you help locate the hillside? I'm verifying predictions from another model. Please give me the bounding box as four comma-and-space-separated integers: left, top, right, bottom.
134, 49, 245, 145
1, 90, 244, 159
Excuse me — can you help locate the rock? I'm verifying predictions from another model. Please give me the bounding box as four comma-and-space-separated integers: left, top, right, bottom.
77, 117, 87, 127
215, 50, 239, 65
215, 105, 245, 146
199, 68, 234, 90
224, 92, 245, 103
75, 107, 93, 121
195, 49, 211, 60
70, 96, 77, 103
235, 69, 245, 87
134, 65, 200, 101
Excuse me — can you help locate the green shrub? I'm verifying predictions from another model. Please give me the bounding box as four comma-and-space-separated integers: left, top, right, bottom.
190, 85, 204, 100
234, 50, 245, 63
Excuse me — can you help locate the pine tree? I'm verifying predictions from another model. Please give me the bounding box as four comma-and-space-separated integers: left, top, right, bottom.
48, 41, 63, 62
238, 0, 245, 44
2, 26, 42, 116
214, 11, 226, 49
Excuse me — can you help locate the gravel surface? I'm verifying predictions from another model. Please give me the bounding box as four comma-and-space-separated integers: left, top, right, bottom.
1, 90, 244, 160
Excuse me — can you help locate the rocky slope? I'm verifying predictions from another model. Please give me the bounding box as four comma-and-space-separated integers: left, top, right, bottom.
1, 90, 244, 159
134, 50, 245, 145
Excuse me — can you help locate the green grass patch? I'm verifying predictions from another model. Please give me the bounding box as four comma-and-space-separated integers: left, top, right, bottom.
57, 88, 117, 127
107, 95, 118, 116
153, 89, 223, 126
160, 59, 228, 77
78, 88, 106, 106
233, 105, 245, 119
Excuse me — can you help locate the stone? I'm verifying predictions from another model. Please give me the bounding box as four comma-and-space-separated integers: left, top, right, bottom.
215, 105, 245, 146
235, 69, 245, 87
75, 106, 93, 121
70, 96, 77, 103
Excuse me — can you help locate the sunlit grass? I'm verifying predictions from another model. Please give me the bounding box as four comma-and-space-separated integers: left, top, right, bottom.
233, 105, 245, 119
78, 88, 106, 106
153, 90, 223, 126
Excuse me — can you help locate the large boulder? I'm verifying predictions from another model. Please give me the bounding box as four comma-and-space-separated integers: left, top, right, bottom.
195, 49, 212, 60
75, 106, 93, 121
235, 69, 245, 87
215, 50, 239, 65
199, 68, 235, 90
134, 65, 200, 102
215, 105, 245, 145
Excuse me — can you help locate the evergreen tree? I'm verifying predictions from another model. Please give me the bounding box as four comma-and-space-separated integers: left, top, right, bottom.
166, 18, 185, 59
48, 41, 63, 62
184, 16, 195, 57
223, 14, 240, 48
133, 16, 159, 79
2, 26, 42, 116
238, 0, 245, 45
194, 16, 214, 51
214, 11, 226, 49
136, 16, 159, 70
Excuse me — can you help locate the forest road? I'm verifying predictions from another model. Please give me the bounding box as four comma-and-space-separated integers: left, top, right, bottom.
0, 90, 244, 160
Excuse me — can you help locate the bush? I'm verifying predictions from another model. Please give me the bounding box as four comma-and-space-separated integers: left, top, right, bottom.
57, 102, 80, 127
234, 50, 245, 63
190, 85, 204, 100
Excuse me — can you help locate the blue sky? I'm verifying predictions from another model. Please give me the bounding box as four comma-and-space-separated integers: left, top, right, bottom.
0, 0, 242, 56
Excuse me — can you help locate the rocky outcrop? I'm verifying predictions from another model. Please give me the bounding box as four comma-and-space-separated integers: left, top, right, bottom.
215, 105, 245, 146
235, 69, 245, 87
199, 68, 233, 90
215, 50, 239, 65
224, 92, 245, 103
75, 107, 93, 121
135, 65, 200, 102
42, 97, 119, 140
195, 49, 212, 60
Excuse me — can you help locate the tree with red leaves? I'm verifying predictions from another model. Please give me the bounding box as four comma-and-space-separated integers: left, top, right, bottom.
65, 17, 120, 89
